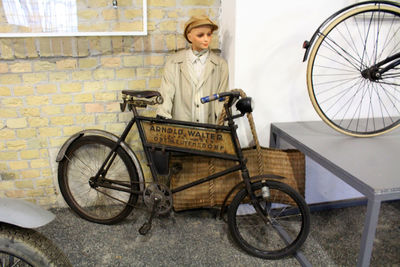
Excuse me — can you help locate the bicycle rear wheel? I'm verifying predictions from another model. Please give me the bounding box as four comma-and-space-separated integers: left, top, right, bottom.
58, 135, 139, 224
227, 180, 310, 259
307, 3, 400, 137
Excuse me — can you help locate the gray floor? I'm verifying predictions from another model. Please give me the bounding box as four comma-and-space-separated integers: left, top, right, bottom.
38, 201, 400, 267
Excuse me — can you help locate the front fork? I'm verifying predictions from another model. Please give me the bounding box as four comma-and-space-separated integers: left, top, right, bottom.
242, 170, 270, 218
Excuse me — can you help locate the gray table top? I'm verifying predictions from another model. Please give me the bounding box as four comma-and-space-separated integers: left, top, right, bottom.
271, 121, 400, 196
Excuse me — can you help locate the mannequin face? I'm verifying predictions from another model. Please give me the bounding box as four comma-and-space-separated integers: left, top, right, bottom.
187, 26, 213, 51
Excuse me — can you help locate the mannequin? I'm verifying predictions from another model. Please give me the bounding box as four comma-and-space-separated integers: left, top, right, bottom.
156, 15, 229, 124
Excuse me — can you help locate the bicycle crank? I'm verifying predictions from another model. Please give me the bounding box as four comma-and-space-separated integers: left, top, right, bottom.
143, 183, 173, 215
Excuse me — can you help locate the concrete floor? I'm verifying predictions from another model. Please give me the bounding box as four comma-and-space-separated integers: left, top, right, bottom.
38, 201, 400, 267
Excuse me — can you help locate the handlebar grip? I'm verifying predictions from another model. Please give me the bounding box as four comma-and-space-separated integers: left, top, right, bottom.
201, 94, 219, 104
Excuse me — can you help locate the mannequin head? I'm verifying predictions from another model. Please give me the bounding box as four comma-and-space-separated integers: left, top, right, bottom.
183, 15, 218, 51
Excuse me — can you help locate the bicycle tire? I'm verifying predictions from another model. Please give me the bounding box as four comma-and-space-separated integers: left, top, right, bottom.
227, 180, 310, 259
307, 3, 400, 137
58, 135, 139, 224
0, 224, 72, 267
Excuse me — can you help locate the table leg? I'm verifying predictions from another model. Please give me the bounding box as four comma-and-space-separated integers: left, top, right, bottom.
357, 197, 381, 267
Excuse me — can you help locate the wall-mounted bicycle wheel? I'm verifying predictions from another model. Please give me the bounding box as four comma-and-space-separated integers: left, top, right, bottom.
307, 4, 400, 137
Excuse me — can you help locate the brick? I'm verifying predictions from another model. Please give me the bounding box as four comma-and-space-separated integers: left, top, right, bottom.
106, 102, 120, 112
7, 140, 27, 150
56, 59, 77, 70
5, 190, 26, 198
101, 57, 121, 67
0, 151, 18, 160
0, 39, 14, 59
39, 149, 48, 158
149, 78, 161, 88
116, 69, 135, 79
0, 63, 8, 73
77, 38, 89, 57
39, 127, 61, 137
60, 82, 82, 93
42, 105, 61, 115
76, 115, 95, 124
187, 8, 208, 16
14, 85, 34, 96
84, 81, 104, 91
49, 72, 69, 82
1, 171, 16, 180
106, 81, 126, 91
113, 22, 143, 32
137, 68, 156, 77
7, 118, 27, 129
98, 114, 117, 123
23, 73, 48, 84
15, 180, 34, 189
63, 126, 84, 135
88, 0, 108, 8
10, 62, 32, 73
25, 38, 38, 58
125, 9, 145, 19
0, 108, 18, 118
145, 55, 164, 66
51, 116, 74, 126
133, 37, 144, 51
93, 69, 114, 80
74, 93, 93, 103
52, 95, 72, 104
105, 123, 126, 133
39, 38, 52, 57
148, 9, 164, 19
159, 20, 177, 31
167, 11, 179, 18
2, 98, 23, 107
30, 159, 49, 168
20, 150, 40, 159
28, 117, 49, 127
100, 37, 112, 54
20, 107, 40, 117
36, 84, 57, 94
128, 79, 146, 89
123, 56, 143, 67
14, 39, 26, 58
79, 58, 98, 69
0, 86, 11, 96
17, 128, 37, 138
36, 178, 53, 187
25, 189, 45, 197
0, 128, 16, 139
182, 0, 215, 5
33, 61, 56, 71
26, 95, 49, 106
78, 10, 99, 19
85, 103, 104, 113
111, 36, 123, 53
71, 70, 92, 81
61, 38, 73, 57
64, 105, 83, 114
52, 38, 62, 56
50, 137, 69, 147
149, 0, 176, 7
20, 169, 40, 179
95, 92, 116, 101
9, 161, 29, 170
0, 74, 21, 84
102, 9, 117, 20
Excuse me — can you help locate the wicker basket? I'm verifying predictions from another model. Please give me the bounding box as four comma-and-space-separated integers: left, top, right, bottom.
170, 147, 305, 211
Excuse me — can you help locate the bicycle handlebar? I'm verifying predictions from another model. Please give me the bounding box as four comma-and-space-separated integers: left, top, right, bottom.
200, 91, 241, 104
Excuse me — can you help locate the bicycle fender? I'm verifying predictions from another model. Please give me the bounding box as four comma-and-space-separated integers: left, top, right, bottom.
55, 129, 145, 192
0, 198, 55, 228
302, 0, 400, 62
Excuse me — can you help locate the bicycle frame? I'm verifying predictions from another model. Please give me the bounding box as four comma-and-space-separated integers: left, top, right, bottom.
91, 95, 254, 200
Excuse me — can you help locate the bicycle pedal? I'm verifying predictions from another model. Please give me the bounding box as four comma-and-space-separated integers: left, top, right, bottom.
138, 222, 151, 235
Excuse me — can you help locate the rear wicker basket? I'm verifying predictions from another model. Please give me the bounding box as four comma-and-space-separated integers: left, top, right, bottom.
170, 147, 305, 211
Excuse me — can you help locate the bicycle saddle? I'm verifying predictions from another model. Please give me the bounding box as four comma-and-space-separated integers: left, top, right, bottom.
122, 90, 161, 99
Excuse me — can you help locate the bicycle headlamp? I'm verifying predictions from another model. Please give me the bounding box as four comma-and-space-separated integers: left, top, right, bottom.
236, 97, 254, 114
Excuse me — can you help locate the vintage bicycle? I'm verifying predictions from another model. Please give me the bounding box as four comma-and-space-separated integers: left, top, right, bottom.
56, 89, 310, 259
303, 0, 400, 137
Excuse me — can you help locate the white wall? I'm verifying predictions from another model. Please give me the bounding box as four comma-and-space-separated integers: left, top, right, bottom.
220, 0, 363, 204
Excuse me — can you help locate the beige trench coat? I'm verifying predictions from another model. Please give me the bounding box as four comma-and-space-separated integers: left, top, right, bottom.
156, 49, 229, 124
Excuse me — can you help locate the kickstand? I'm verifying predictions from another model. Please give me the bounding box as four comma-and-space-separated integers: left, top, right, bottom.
139, 197, 160, 235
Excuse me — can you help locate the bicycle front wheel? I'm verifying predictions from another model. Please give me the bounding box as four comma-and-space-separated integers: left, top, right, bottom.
227, 180, 310, 259
58, 135, 139, 224
307, 3, 400, 137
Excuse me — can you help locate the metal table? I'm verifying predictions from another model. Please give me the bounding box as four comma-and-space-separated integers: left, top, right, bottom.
269, 121, 400, 267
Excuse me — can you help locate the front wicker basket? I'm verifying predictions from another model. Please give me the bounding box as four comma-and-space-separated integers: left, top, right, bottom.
170, 147, 305, 211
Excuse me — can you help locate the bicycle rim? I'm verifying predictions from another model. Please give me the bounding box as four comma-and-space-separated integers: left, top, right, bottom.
228, 181, 310, 259
307, 4, 400, 137
58, 136, 138, 224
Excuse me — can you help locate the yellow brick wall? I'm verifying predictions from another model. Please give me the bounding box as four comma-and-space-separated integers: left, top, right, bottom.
0, 0, 221, 207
